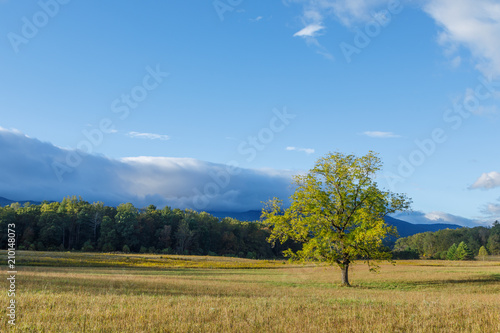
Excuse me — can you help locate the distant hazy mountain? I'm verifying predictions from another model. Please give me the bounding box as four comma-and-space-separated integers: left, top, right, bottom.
0, 196, 42, 207
383, 216, 462, 237
208, 210, 462, 238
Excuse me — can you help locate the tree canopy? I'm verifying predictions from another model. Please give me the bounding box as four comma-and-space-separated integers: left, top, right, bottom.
262, 151, 412, 286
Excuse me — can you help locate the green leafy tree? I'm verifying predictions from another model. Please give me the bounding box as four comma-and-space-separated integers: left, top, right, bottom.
487, 233, 500, 255
0, 206, 18, 248
90, 202, 105, 243
262, 151, 412, 286
478, 246, 488, 261
446, 243, 458, 260
98, 216, 119, 251
175, 219, 195, 254
38, 203, 63, 248
115, 203, 139, 251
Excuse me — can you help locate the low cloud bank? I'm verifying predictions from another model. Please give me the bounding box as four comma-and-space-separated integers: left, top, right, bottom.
0, 129, 294, 211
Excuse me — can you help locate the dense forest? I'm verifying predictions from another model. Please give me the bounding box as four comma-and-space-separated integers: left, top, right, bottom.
0, 196, 298, 259
393, 221, 500, 259
1, 196, 499, 260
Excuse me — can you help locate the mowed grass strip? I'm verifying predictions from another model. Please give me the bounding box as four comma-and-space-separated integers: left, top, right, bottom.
2, 252, 500, 332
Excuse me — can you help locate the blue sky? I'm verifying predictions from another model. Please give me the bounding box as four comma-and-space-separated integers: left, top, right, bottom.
1, 0, 500, 226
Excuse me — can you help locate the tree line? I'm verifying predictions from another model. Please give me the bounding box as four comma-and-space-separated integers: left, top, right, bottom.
393, 221, 500, 259
0, 196, 298, 259
1, 195, 499, 262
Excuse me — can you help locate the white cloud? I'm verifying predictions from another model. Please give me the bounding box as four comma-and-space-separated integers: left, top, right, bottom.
293, 23, 325, 37
288, 1, 500, 77
287, 0, 392, 27
423, 0, 500, 77
128, 131, 170, 141
479, 200, 500, 223
286, 146, 315, 154
450, 55, 462, 68
362, 131, 401, 138
470, 171, 500, 189
0, 129, 294, 211
463, 88, 499, 115
392, 210, 480, 227
485, 203, 500, 215
250, 16, 263, 22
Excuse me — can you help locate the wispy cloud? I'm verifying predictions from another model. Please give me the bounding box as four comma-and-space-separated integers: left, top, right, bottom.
362, 131, 401, 138
293, 23, 325, 37
250, 16, 263, 22
286, 146, 315, 154
288, 0, 392, 60
464, 88, 499, 115
127, 131, 170, 141
470, 171, 500, 189
288, 0, 392, 27
484, 202, 500, 215
288, 0, 500, 77
423, 0, 500, 77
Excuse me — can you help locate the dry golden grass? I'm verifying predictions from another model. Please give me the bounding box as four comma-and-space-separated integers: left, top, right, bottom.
2, 251, 500, 332
14, 250, 293, 269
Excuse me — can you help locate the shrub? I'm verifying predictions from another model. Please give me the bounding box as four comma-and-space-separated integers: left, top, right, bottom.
102, 243, 115, 252
122, 245, 131, 253
246, 251, 257, 259
392, 248, 420, 259
36, 241, 46, 251
82, 240, 94, 252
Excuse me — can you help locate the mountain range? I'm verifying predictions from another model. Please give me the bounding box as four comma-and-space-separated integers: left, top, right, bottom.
209, 211, 462, 238
0, 196, 42, 207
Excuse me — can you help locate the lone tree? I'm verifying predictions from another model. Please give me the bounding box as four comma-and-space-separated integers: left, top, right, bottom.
262, 151, 411, 286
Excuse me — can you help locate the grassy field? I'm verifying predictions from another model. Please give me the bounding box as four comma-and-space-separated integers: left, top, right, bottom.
2, 251, 500, 332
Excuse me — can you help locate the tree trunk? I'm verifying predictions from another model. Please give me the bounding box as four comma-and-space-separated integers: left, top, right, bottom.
341, 263, 350, 287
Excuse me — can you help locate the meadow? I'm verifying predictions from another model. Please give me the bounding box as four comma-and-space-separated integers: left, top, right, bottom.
2, 251, 500, 332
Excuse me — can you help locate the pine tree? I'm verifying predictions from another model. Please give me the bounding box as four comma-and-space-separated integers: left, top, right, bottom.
446, 243, 458, 260
456, 241, 474, 260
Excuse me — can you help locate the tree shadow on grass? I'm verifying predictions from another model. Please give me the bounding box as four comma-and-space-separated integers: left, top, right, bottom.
355, 275, 500, 290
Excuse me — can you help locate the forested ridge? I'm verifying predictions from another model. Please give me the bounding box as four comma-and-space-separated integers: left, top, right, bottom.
1, 196, 499, 260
